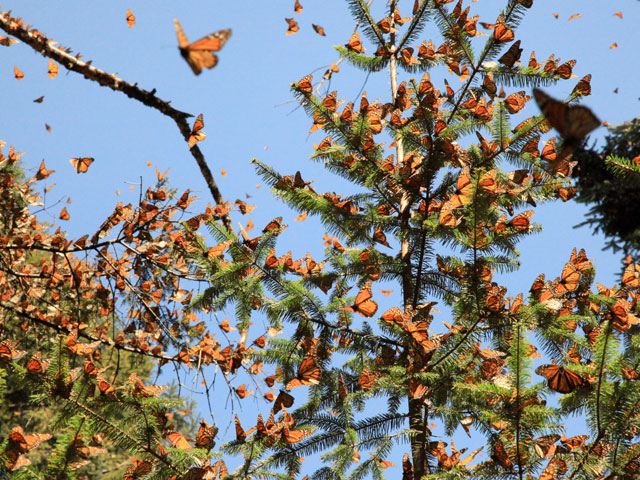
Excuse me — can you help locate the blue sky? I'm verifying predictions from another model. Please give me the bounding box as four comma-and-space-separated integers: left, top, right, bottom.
1, 0, 638, 474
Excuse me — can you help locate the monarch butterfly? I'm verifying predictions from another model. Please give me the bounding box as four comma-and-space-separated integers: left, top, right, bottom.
554, 262, 581, 295
622, 366, 640, 380
167, 431, 191, 450
570, 247, 591, 273
286, 355, 321, 390
533, 89, 600, 146
498, 40, 522, 68
536, 361, 590, 393
281, 423, 311, 444
188, 114, 206, 148
312, 24, 326, 36
174, 19, 231, 75
195, 419, 218, 451
534, 434, 560, 458
123, 459, 152, 480
560, 434, 589, 450
439, 201, 461, 227
235, 415, 247, 441
358, 366, 376, 390
70, 157, 94, 174
273, 390, 294, 413
342, 283, 378, 317
508, 210, 534, 231
8, 426, 52, 453
284, 17, 299, 35
0, 340, 26, 362
449, 167, 474, 207
262, 217, 283, 233
493, 20, 514, 43
622, 263, 640, 288
554, 59, 576, 79
530, 274, 555, 303
345, 32, 364, 53
572, 74, 592, 97
26, 353, 48, 375
491, 437, 514, 469
296, 74, 313, 94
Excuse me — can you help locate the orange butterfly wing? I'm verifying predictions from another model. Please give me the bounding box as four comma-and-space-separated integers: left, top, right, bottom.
533, 88, 600, 145
70, 157, 94, 174
0, 340, 26, 361
286, 355, 321, 390
174, 19, 231, 75
188, 114, 206, 148
536, 363, 589, 393
342, 283, 378, 317
195, 420, 218, 450
449, 167, 473, 207
555, 262, 581, 294
273, 390, 295, 413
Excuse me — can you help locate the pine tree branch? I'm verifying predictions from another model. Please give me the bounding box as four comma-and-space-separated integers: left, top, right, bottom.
252, 261, 403, 349
347, 0, 387, 47
0, 10, 232, 232
0, 301, 178, 362
397, 0, 433, 53
66, 396, 180, 474
445, 1, 522, 124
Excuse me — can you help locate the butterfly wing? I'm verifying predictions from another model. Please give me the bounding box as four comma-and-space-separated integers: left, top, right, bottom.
174, 18, 190, 48
536, 364, 588, 393
556, 262, 580, 294
188, 29, 231, 51
533, 88, 599, 144
70, 157, 94, 174
345, 283, 378, 317
286, 355, 321, 390
533, 89, 568, 135
566, 105, 600, 141
174, 20, 231, 75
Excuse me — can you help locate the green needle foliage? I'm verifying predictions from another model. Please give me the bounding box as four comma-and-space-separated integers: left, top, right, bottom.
572, 119, 640, 263
182, 1, 640, 478
2, 2, 640, 480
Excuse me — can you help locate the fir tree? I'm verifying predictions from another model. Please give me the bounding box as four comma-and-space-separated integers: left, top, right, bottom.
184, 1, 640, 478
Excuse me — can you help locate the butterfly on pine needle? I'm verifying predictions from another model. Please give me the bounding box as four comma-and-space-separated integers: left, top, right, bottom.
536, 361, 590, 394
174, 19, 231, 75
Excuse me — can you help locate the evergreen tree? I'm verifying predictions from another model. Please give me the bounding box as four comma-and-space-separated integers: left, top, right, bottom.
572, 119, 640, 262
182, 1, 640, 478
0, 145, 203, 479
2, 2, 640, 479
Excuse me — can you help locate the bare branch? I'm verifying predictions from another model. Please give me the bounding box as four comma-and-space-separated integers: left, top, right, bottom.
0, 10, 233, 232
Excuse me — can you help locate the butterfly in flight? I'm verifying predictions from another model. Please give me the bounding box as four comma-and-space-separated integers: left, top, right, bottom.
174, 19, 231, 75
533, 88, 600, 146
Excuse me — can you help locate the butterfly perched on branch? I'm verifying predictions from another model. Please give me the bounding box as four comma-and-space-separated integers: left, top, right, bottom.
536, 361, 590, 394
174, 19, 231, 75
533, 89, 600, 147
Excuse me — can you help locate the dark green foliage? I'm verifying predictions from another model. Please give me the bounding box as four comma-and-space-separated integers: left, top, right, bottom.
572, 119, 640, 261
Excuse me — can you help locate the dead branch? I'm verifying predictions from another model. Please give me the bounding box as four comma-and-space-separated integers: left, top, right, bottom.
0, 10, 233, 232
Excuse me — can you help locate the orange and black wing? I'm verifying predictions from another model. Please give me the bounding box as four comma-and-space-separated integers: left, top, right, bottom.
286, 355, 321, 390
533, 89, 600, 145
536, 363, 589, 394
174, 19, 231, 75
343, 283, 378, 317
